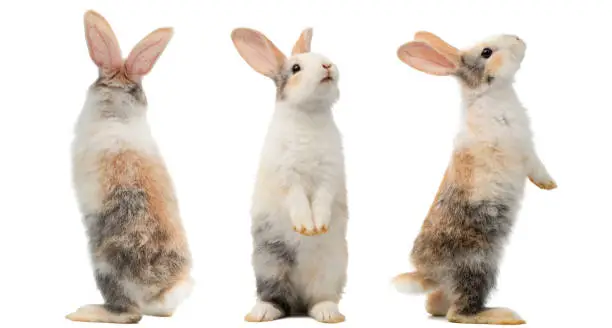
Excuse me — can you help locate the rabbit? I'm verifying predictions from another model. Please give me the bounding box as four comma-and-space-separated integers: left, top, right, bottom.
391, 31, 556, 325
66, 10, 193, 324
230, 27, 348, 323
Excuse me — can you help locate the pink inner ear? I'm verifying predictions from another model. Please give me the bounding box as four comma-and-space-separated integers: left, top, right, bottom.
85, 23, 122, 71
398, 42, 457, 75
291, 28, 312, 55
407, 43, 455, 69
125, 29, 173, 78
231, 28, 286, 77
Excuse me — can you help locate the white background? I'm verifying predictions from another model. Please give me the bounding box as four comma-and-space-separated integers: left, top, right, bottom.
1, 0, 610, 327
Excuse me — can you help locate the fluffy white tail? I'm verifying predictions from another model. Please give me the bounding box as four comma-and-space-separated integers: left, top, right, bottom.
143, 276, 195, 317
392, 272, 438, 295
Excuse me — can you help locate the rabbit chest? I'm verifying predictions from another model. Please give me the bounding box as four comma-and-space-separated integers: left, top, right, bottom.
260, 110, 345, 194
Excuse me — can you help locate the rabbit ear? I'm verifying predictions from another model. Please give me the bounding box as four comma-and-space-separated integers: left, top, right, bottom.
125, 28, 174, 80
397, 41, 458, 76
231, 28, 286, 78
84, 10, 122, 72
414, 31, 460, 63
291, 28, 313, 55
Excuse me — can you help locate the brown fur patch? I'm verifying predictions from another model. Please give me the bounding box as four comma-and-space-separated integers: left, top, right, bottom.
410, 149, 496, 273
98, 150, 185, 249
426, 289, 450, 317
66, 305, 142, 324
287, 74, 301, 89
447, 306, 525, 325
486, 53, 504, 76
447, 150, 475, 188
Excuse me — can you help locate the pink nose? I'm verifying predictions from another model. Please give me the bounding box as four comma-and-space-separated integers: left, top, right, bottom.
322, 64, 332, 69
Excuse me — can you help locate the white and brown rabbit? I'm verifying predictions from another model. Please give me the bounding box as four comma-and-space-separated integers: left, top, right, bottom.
392, 32, 556, 325
231, 28, 348, 323
66, 10, 193, 324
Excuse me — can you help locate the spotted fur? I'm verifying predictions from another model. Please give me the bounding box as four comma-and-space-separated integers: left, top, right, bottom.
67, 11, 192, 324
395, 32, 556, 325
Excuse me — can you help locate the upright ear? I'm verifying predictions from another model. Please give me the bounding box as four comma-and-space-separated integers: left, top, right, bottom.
397, 41, 458, 76
291, 28, 313, 55
414, 31, 460, 63
84, 10, 122, 72
231, 28, 286, 78
125, 28, 174, 79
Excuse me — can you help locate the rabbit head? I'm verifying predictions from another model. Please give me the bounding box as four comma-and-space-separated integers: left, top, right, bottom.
231, 27, 339, 109
397, 31, 526, 90
83, 10, 173, 111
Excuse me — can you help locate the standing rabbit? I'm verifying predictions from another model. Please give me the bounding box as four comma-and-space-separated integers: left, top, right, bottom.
231, 28, 348, 323
67, 10, 193, 324
392, 31, 556, 325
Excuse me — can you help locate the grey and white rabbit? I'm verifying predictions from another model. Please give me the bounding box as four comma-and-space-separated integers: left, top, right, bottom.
231, 27, 348, 323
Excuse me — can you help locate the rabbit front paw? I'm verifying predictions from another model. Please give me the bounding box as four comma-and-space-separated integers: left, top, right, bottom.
291, 213, 318, 236
529, 176, 557, 190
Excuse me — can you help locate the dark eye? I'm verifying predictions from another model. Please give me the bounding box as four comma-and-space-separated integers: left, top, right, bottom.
481, 48, 493, 59
291, 64, 301, 74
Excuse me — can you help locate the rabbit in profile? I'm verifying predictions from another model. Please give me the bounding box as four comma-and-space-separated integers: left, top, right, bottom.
392, 31, 556, 325
231, 28, 348, 323
67, 10, 193, 324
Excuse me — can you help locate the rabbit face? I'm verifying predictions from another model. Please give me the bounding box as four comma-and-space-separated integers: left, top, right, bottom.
232, 27, 340, 109
277, 52, 339, 107
458, 35, 526, 88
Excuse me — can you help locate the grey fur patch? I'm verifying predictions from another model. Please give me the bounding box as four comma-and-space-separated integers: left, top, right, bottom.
253, 223, 297, 265
411, 185, 515, 315
95, 271, 139, 314
450, 262, 497, 315
251, 219, 305, 315
414, 186, 515, 259
87, 186, 188, 286
256, 277, 306, 315
437, 187, 514, 243
456, 55, 494, 89
93, 74, 148, 105
261, 240, 296, 265
274, 72, 290, 100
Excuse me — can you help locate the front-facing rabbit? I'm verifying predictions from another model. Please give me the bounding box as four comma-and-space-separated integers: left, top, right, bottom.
392, 32, 556, 325
66, 10, 193, 324
231, 28, 348, 323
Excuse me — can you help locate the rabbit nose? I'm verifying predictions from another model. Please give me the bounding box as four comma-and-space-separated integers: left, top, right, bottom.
322, 64, 332, 69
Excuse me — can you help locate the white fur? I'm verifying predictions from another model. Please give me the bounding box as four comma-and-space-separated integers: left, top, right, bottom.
309, 301, 345, 323
72, 89, 160, 215
249, 51, 348, 316
142, 277, 194, 316
245, 301, 284, 322
454, 35, 554, 202
393, 279, 426, 295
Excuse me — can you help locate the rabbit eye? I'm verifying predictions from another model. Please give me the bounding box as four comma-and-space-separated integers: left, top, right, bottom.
481, 48, 493, 59
291, 64, 301, 74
